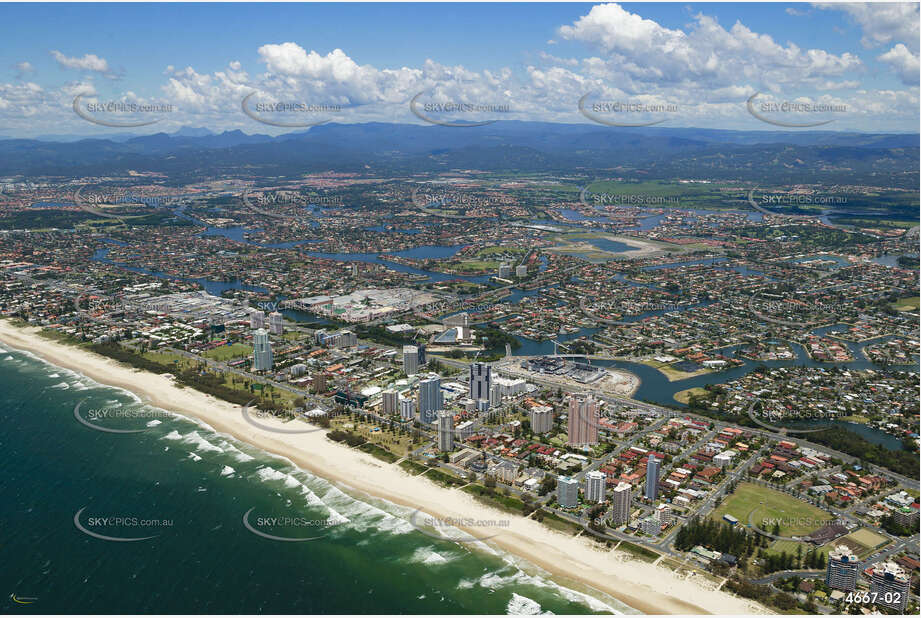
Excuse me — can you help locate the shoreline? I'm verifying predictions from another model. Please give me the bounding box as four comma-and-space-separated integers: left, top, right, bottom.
0, 320, 766, 615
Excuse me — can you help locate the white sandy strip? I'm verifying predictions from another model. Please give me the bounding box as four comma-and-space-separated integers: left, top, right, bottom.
0, 320, 766, 616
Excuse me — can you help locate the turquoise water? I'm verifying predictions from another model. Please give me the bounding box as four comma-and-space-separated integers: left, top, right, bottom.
0, 342, 633, 614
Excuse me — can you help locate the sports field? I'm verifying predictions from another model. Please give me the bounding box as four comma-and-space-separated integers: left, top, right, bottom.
711, 482, 831, 536
836, 528, 890, 558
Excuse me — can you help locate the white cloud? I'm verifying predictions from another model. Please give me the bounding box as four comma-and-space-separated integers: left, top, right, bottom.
15, 61, 34, 77
878, 43, 920, 85
50, 50, 112, 74
556, 3, 862, 93
816, 2, 919, 52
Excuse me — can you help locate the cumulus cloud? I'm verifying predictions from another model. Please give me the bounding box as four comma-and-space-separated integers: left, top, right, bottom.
557, 2, 862, 92
0, 6, 915, 136
878, 43, 920, 85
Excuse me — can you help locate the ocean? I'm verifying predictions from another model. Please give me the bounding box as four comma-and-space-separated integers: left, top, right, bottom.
0, 342, 636, 615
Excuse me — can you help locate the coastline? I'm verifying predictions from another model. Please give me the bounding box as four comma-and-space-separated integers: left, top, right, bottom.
0, 320, 766, 615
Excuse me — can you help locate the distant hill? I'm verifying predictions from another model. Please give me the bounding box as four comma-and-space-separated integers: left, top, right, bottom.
0, 121, 916, 187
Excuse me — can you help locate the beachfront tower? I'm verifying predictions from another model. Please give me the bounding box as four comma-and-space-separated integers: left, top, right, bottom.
252, 328, 273, 371
437, 411, 454, 452
645, 455, 660, 501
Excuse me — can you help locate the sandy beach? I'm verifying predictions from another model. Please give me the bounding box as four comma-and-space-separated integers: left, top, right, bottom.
0, 320, 766, 615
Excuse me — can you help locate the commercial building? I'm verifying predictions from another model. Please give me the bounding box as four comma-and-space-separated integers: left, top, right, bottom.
869, 561, 909, 612
492, 376, 527, 399
437, 411, 454, 452
469, 362, 492, 402
529, 405, 553, 434
557, 475, 579, 508
567, 394, 599, 446
645, 455, 660, 501
825, 545, 859, 591
610, 481, 632, 525
403, 345, 419, 376
584, 470, 607, 503
252, 328, 273, 371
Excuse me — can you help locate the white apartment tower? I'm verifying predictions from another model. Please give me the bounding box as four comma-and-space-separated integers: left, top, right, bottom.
403, 345, 419, 376
252, 328, 273, 371
268, 311, 284, 335
584, 470, 607, 503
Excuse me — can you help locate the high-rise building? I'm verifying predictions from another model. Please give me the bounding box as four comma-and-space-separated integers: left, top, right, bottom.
417, 375, 442, 423
416, 344, 426, 366
249, 309, 265, 329
515, 264, 528, 278
610, 481, 632, 525
268, 311, 284, 335
641, 515, 660, 536
489, 383, 503, 407
567, 394, 599, 446
498, 262, 511, 278
655, 503, 671, 527
339, 330, 357, 347
312, 373, 327, 394
403, 345, 419, 376
469, 362, 492, 401
870, 561, 909, 612
557, 476, 579, 508
584, 470, 607, 503
529, 405, 553, 434
399, 397, 415, 421
252, 328, 273, 371
382, 390, 399, 415
437, 411, 454, 452
289, 363, 307, 377
645, 455, 660, 501
825, 545, 859, 591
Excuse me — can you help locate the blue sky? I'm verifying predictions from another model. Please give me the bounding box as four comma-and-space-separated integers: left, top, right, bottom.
0, 2, 917, 136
